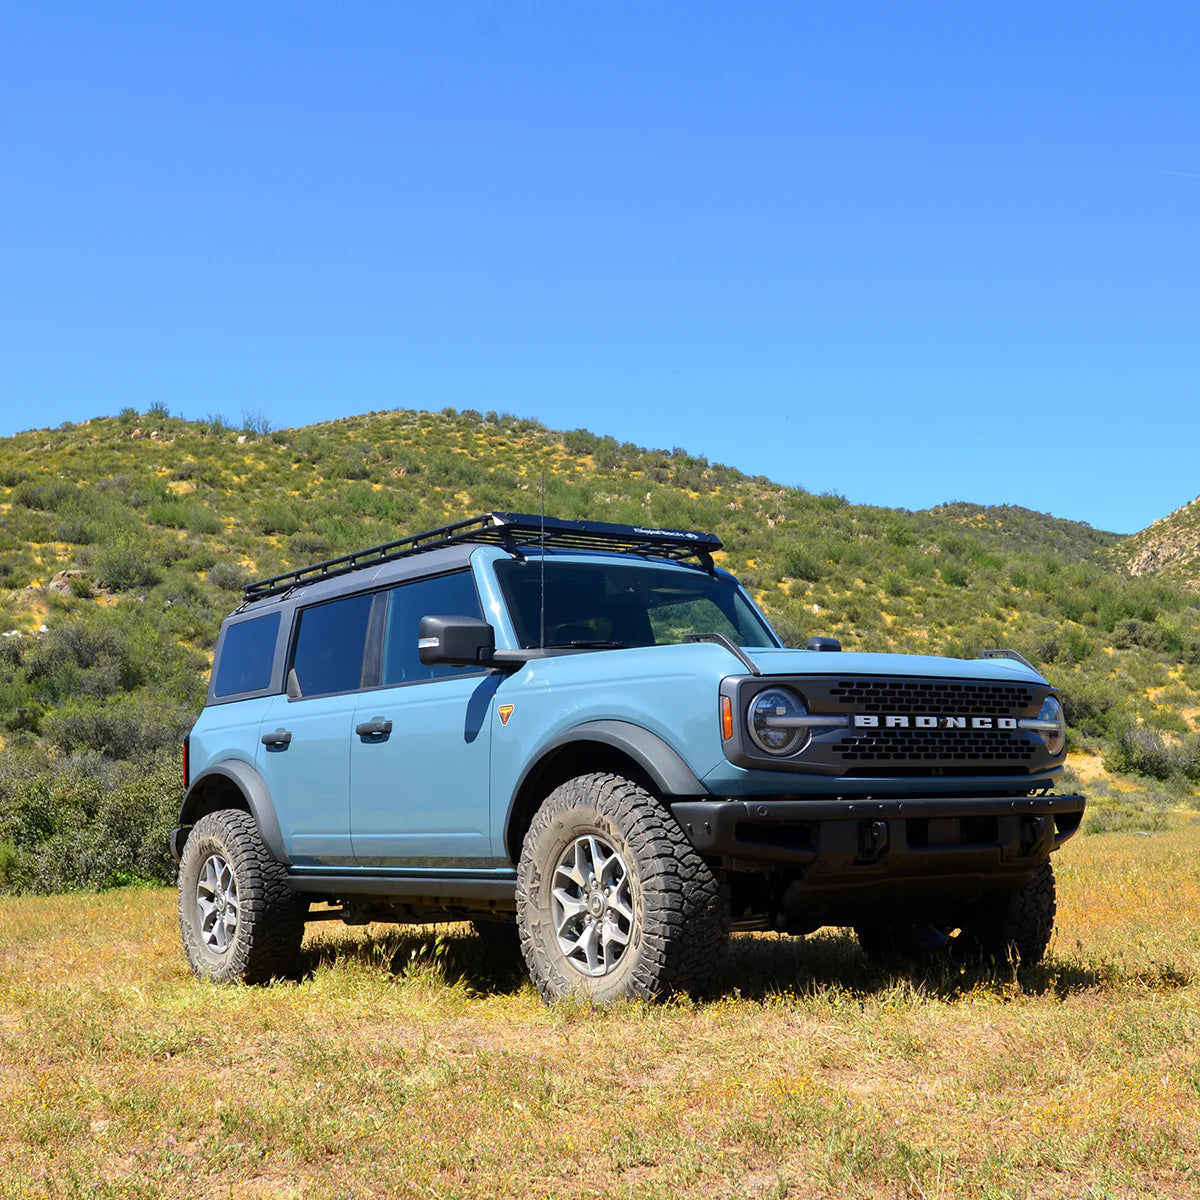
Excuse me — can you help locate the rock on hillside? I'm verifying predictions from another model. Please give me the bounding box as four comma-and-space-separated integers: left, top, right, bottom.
1124, 495, 1200, 585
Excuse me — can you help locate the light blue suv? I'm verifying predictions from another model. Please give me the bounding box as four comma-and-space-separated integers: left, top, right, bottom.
173, 513, 1085, 1001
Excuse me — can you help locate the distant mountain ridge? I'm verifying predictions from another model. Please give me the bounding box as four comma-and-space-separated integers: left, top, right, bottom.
1123, 495, 1200, 586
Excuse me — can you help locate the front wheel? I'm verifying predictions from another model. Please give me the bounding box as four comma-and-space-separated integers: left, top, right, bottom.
516, 773, 727, 1004
854, 862, 1058, 969
177, 808, 308, 984
961, 860, 1057, 966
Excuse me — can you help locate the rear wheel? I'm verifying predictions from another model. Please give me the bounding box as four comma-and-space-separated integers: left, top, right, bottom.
177, 809, 308, 984
516, 772, 727, 1004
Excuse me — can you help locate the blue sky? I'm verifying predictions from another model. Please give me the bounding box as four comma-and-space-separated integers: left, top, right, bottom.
2, 2, 1196, 535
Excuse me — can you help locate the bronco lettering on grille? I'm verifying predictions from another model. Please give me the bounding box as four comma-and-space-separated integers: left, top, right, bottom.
853, 715, 1019, 730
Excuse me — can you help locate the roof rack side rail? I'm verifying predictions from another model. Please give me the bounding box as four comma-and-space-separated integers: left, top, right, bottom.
241, 512, 723, 603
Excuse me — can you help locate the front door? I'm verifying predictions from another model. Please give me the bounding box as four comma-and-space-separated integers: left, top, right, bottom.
350, 570, 499, 868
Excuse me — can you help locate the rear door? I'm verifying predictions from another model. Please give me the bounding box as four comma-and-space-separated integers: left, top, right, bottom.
350, 570, 499, 867
254, 591, 375, 866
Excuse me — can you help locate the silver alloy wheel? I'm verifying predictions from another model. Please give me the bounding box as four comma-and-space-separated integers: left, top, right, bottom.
551, 833, 635, 977
195, 853, 240, 955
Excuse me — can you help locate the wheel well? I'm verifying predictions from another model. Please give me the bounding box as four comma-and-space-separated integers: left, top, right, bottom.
178, 775, 250, 850
504, 741, 657, 863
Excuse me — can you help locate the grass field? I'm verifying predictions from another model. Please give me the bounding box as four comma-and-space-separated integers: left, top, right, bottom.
2, 823, 1200, 1199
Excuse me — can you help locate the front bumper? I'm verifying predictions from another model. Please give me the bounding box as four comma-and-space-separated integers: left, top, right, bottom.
670, 792, 1085, 879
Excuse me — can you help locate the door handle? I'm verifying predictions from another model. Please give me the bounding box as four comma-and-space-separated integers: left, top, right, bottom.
261, 728, 292, 747
355, 717, 393, 737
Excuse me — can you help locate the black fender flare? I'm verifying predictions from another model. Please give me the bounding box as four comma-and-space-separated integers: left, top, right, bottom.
178, 761, 291, 866
504, 719, 708, 851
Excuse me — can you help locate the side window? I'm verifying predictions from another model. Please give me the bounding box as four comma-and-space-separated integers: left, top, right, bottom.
382, 571, 484, 685
213, 612, 281, 698
291, 592, 373, 698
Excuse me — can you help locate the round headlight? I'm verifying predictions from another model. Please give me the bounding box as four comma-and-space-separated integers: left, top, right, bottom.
748, 688, 810, 756
1037, 696, 1066, 756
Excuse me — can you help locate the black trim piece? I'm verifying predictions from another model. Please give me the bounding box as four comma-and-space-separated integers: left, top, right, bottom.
285, 872, 517, 901
361, 590, 388, 689
684, 632, 762, 675
179, 762, 291, 866
523, 720, 706, 797
980, 648, 1039, 672
674, 793, 1085, 824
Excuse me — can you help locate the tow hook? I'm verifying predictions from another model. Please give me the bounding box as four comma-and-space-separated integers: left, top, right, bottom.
1020, 814, 1051, 856
857, 819, 889, 864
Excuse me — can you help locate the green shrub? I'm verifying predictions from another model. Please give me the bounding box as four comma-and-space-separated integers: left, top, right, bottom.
90, 535, 161, 592
147, 500, 221, 535
783, 545, 825, 582
206, 561, 249, 591
287, 533, 329, 558
12, 479, 74, 511
0, 840, 18, 888
42, 691, 192, 759
255, 502, 303, 535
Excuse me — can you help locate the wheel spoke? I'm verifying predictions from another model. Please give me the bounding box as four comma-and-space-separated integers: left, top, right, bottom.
552, 888, 587, 929
601, 914, 630, 949
575, 919, 601, 974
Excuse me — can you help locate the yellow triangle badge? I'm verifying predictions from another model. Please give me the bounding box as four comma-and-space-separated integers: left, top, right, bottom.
498, 704, 515, 726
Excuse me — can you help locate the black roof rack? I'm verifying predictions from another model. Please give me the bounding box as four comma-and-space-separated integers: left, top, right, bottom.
241, 512, 723, 603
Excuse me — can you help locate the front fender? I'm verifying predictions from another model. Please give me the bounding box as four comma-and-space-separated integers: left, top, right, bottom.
177, 761, 291, 866
536, 719, 707, 797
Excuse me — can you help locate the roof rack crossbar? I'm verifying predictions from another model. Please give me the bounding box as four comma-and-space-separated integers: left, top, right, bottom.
241, 512, 722, 603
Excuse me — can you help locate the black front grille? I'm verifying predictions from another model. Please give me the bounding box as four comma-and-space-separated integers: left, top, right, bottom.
828, 679, 1033, 717
836, 729, 1039, 764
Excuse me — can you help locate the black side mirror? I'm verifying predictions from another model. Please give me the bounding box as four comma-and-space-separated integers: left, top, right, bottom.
418, 615, 496, 666
807, 636, 842, 652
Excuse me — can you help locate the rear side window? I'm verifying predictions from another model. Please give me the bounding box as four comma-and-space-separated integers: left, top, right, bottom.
213, 612, 281, 698
382, 571, 484, 685
291, 592, 373, 697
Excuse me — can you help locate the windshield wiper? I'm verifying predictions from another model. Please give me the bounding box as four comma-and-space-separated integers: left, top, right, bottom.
551, 640, 628, 649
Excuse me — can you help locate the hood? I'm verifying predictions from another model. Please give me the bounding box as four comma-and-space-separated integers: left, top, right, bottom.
742, 647, 1049, 686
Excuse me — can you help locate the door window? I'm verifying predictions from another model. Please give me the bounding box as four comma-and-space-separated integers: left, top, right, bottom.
291, 592, 373, 697
213, 611, 281, 698
381, 571, 485, 685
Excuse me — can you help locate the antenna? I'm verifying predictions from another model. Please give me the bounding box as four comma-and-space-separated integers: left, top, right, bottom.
539, 470, 546, 649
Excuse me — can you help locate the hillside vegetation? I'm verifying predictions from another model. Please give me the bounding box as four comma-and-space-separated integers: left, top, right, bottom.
1, 405, 1198, 891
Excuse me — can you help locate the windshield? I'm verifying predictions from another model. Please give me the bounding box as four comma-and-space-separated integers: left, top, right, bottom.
495, 559, 779, 650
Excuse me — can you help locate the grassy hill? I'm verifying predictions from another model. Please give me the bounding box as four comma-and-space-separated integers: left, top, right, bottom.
1, 405, 1199, 891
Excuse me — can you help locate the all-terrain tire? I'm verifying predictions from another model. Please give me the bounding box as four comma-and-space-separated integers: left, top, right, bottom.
177, 808, 308, 984
965, 860, 1057, 966
516, 772, 728, 1004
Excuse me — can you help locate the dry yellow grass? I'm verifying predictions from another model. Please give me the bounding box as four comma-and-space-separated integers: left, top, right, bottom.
2, 824, 1200, 1199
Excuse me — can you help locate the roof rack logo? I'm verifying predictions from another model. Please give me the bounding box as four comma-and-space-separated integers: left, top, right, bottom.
633, 527, 699, 540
